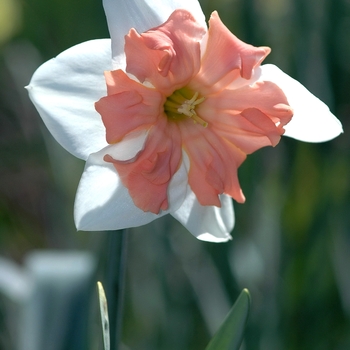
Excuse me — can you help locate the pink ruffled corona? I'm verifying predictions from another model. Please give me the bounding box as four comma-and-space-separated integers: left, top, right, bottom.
95, 10, 293, 214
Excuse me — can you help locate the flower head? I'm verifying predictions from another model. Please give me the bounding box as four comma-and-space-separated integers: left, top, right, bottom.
95, 9, 293, 213
27, 0, 342, 242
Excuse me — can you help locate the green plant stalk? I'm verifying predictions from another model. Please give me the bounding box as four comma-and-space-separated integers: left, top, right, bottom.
104, 229, 128, 350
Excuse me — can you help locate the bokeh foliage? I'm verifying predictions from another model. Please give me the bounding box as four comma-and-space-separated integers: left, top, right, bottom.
0, 0, 349, 349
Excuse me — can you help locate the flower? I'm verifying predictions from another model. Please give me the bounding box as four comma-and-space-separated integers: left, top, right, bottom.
27, 0, 342, 242
96, 9, 293, 215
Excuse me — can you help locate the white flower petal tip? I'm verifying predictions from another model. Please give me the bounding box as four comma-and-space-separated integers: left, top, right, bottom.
172, 193, 234, 243
28, 39, 112, 160
260, 64, 343, 143
196, 233, 232, 243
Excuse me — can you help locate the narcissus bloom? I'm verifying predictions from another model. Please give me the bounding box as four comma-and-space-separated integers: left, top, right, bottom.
27, 0, 342, 242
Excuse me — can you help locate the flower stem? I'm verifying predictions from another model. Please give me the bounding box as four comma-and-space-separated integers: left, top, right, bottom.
104, 229, 128, 350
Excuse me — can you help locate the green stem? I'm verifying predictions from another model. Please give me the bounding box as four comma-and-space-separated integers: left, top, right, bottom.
104, 229, 128, 350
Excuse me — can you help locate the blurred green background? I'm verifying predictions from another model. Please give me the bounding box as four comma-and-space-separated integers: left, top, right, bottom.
0, 0, 349, 349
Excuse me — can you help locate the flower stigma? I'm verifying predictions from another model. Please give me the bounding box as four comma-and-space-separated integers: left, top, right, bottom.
164, 88, 207, 127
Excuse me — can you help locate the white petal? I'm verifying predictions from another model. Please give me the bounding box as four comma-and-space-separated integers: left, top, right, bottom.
75, 150, 188, 231
27, 39, 112, 160
75, 161, 161, 231
259, 64, 343, 142
102, 0, 206, 68
171, 192, 234, 242
92, 129, 149, 163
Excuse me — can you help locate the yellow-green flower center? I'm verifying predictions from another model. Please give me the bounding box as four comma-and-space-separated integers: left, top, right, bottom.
164, 87, 207, 127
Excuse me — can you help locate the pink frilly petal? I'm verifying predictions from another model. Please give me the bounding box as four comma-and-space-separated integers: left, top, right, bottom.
102, 0, 207, 69
199, 80, 293, 153
208, 108, 284, 154
95, 69, 165, 144
190, 11, 270, 95
179, 120, 246, 205
104, 118, 182, 214
125, 9, 206, 95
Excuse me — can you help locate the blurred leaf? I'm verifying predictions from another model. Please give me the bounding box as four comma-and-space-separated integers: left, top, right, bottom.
97, 281, 110, 350
205, 289, 250, 350
0, 0, 21, 45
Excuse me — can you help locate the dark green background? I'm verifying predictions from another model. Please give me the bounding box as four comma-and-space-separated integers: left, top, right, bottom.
0, 0, 349, 349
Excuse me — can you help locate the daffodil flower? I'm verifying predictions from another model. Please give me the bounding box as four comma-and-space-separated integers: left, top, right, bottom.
27, 0, 342, 242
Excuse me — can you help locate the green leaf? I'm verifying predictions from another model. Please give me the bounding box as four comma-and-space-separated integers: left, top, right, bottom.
97, 281, 110, 350
205, 289, 251, 350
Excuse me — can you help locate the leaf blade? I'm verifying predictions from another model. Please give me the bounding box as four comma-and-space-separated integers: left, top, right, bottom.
205, 288, 251, 350
97, 281, 110, 350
